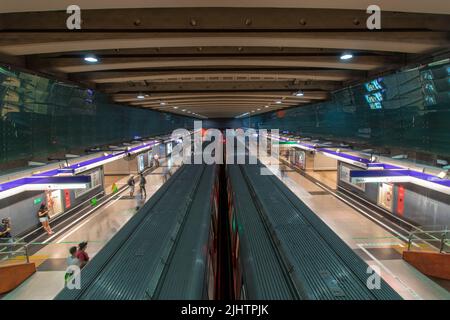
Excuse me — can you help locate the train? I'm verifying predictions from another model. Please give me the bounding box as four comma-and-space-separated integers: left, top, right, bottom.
56, 163, 219, 300
226, 161, 402, 300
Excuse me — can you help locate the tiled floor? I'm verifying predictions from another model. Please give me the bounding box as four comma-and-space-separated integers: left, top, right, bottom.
259, 155, 450, 300
2, 157, 181, 300
2, 271, 66, 300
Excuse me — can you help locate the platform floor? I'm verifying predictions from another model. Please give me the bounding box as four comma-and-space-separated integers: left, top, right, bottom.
2, 158, 180, 300
259, 156, 450, 300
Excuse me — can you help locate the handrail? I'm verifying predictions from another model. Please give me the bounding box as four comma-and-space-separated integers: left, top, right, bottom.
407, 229, 449, 253
0, 240, 30, 264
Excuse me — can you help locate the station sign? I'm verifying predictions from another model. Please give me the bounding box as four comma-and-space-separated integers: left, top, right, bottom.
350, 169, 410, 184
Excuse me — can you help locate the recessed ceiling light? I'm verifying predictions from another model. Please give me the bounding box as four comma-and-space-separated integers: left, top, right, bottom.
84, 55, 99, 63
160, 102, 166, 106
265, 105, 269, 108
137, 94, 145, 99
173, 106, 178, 109
257, 108, 261, 111
182, 109, 186, 112
340, 53, 353, 60
295, 90, 304, 97
275, 100, 282, 104
251, 110, 255, 113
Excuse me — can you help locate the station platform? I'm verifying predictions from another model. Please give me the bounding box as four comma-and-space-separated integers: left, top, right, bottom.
1, 157, 181, 300
259, 155, 450, 300
1, 155, 448, 300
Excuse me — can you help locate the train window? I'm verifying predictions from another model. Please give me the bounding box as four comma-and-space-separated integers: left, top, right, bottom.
228, 207, 234, 232
235, 232, 240, 261
210, 219, 216, 241
207, 257, 215, 300
240, 283, 247, 300
234, 264, 241, 299
229, 211, 234, 236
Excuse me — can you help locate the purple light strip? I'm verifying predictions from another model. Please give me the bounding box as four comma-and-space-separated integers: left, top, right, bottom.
0, 176, 90, 192
276, 134, 450, 190
0, 140, 159, 194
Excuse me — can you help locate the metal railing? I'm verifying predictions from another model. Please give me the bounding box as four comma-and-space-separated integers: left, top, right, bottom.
407, 229, 449, 253
0, 238, 30, 264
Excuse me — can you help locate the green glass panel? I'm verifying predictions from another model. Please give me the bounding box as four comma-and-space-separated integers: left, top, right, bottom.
245, 62, 450, 157
0, 67, 194, 166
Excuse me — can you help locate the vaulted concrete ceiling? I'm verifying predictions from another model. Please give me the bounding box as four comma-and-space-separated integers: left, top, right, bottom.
0, 3, 448, 118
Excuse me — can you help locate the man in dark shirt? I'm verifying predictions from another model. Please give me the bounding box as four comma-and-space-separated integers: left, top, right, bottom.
0, 218, 12, 242
0, 218, 12, 258
139, 173, 147, 199
127, 175, 135, 197
76, 241, 90, 269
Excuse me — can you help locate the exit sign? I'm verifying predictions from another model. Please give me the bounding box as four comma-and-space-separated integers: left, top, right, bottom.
34, 198, 42, 205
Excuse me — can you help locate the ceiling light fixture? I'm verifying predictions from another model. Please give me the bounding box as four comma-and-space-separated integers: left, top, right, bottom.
84, 55, 99, 63
265, 105, 269, 108
275, 100, 282, 104
160, 101, 166, 106
340, 53, 353, 60
173, 106, 178, 109
294, 90, 304, 97
137, 93, 145, 99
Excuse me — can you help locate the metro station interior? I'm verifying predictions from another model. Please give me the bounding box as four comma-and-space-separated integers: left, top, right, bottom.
0, 1, 449, 303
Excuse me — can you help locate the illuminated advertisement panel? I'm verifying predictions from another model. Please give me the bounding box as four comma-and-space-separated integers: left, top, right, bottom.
339, 163, 366, 191
137, 154, 145, 172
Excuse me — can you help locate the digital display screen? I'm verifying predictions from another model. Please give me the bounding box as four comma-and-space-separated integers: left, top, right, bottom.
369, 102, 383, 110
423, 82, 436, 93
364, 79, 384, 92
365, 92, 383, 103
424, 95, 436, 106
421, 70, 434, 80
364, 78, 385, 109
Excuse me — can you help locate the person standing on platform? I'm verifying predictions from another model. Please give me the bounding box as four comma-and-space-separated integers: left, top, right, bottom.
0, 218, 12, 243
37, 203, 53, 235
0, 218, 13, 258
162, 165, 169, 183
135, 191, 145, 211
76, 241, 89, 269
111, 182, 118, 194
139, 172, 147, 199
127, 175, 135, 197
65, 246, 80, 283
153, 153, 159, 168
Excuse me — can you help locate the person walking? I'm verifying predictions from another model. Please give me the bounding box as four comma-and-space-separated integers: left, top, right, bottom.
65, 246, 80, 283
139, 172, 147, 199
37, 203, 53, 235
76, 241, 89, 269
153, 154, 159, 168
162, 165, 169, 183
127, 175, 135, 197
